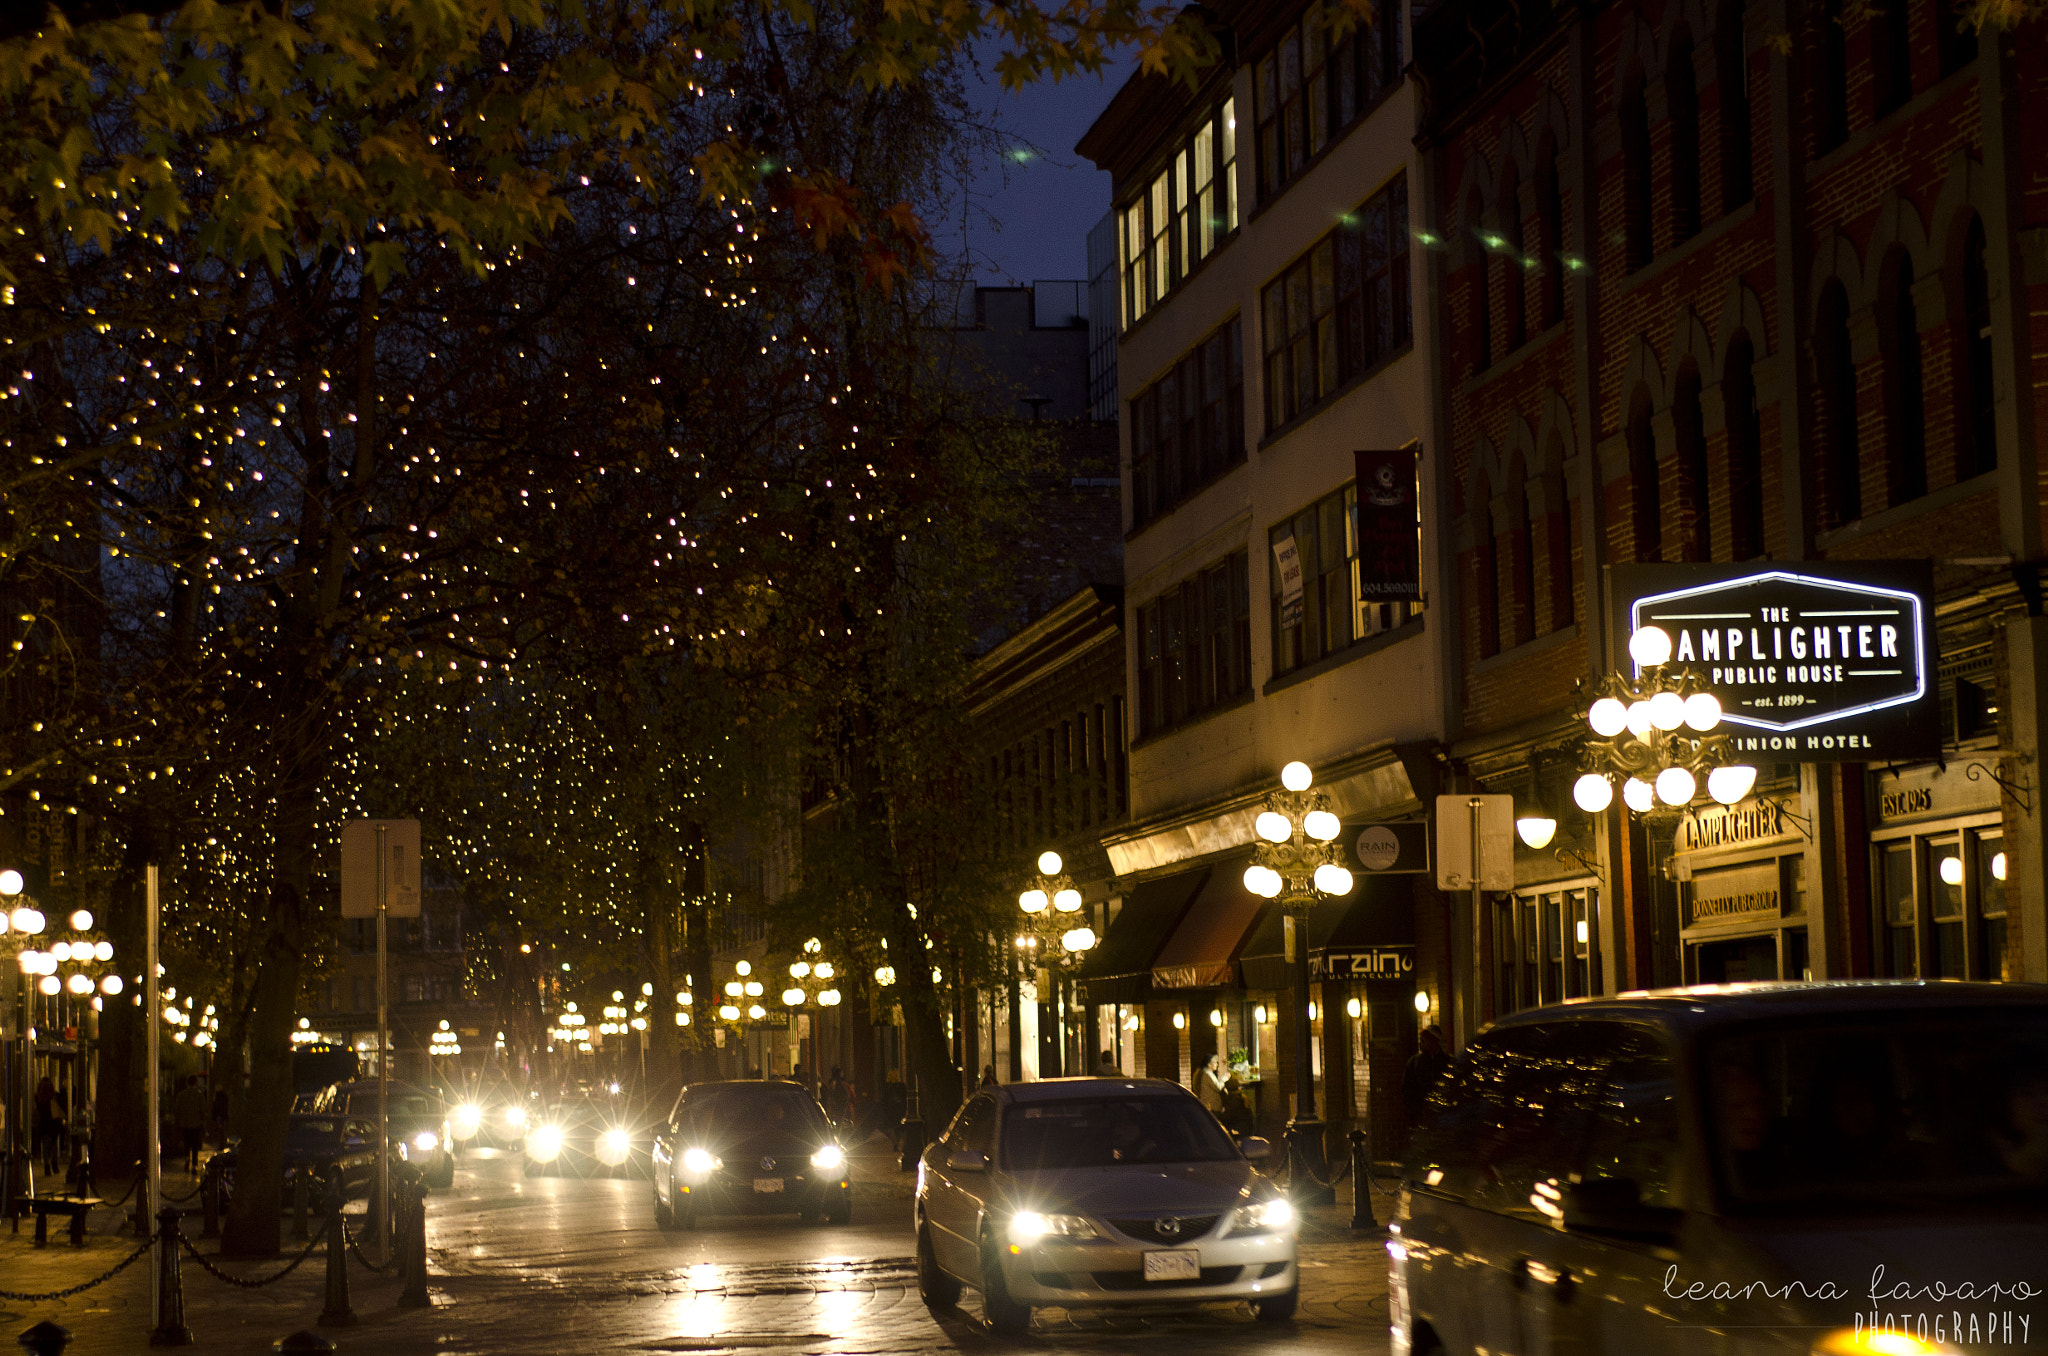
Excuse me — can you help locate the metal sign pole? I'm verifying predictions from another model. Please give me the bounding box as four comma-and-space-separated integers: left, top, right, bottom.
1469, 798, 1484, 1045
146, 864, 161, 1325
375, 825, 389, 1262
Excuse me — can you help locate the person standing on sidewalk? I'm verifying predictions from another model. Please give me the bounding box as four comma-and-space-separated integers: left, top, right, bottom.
173, 1075, 208, 1173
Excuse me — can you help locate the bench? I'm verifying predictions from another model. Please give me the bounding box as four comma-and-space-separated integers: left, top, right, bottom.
24, 1196, 102, 1247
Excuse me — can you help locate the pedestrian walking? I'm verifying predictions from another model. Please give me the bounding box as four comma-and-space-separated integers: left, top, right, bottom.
977, 1063, 998, 1090
824, 1067, 852, 1125
1401, 1027, 1449, 1133
1197, 1053, 1228, 1113
1218, 1076, 1256, 1139
33, 1075, 61, 1175
173, 1075, 209, 1173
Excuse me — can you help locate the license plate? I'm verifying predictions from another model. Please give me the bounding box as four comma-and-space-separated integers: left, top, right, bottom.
752, 1178, 784, 1194
1142, 1249, 1200, 1281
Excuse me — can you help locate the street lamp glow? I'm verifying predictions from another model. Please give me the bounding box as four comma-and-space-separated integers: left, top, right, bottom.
815, 962, 834, 979
1312, 863, 1354, 896
1052, 888, 1082, 912
1624, 700, 1655, 740
101, 974, 123, 995
38, 976, 60, 996
734, 960, 751, 976
1242, 864, 1283, 898
1706, 765, 1757, 805
783, 988, 807, 1005
1515, 816, 1558, 850
1683, 692, 1723, 731
1280, 761, 1313, 792
66, 973, 91, 995
719, 1004, 741, 1020
1939, 855, 1965, 887
1647, 690, 1686, 731
11, 906, 43, 935
790, 961, 810, 978
1019, 888, 1048, 914
875, 965, 896, 986
1302, 810, 1341, 843
1061, 926, 1096, 953
1414, 990, 1431, 1014
94, 940, 113, 960
1037, 851, 1063, 875
1655, 766, 1696, 806
819, 989, 842, 1005
1622, 777, 1656, 814
69, 910, 93, 931
1255, 811, 1293, 843
1573, 774, 1614, 813
0, 869, 20, 895
1587, 697, 1628, 738
1628, 626, 1673, 668
747, 1004, 765, 1020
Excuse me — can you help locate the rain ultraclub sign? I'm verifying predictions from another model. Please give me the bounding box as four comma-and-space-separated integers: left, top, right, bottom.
1613, 563, 1939, 762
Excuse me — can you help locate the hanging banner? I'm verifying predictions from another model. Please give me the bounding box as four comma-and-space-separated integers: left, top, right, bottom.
1354, 447, 1422, 601
1611, 562, 1939, 762
1272, 533, 1304, 629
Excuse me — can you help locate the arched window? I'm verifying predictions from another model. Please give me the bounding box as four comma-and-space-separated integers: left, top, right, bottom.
1724, 333, 1765, 557
1628, 390, 1661, 561
1502, 176, 1527, 352
1512, 464, 1537, 646
1547, 459, 1577, 632
1938, 0, 1978, 77
1620, 68, 1653, 271
1817, 0, 1850, 153
1669, 31, 1702, 243
1961, 216, 1997, 478
1816, 280, 1860, 527
1885, 255, 1927, 504
1472, 471, 1500, 658
1536, 146, 1565, 327
1673, 364, 1710, 559
1717, 0, 1753, 212
1469, 191, 1493, 374
1874, 0, 1912, 116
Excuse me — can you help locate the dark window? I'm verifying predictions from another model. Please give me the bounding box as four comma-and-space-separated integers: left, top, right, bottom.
1937, 0, 1977, 77
1961, 217, 1997, 478
1627, 391, 1661, 561
1817, 280, 1860, 527
1725, 334, 1765, 556
1272, 483, 1418, 676
1874, 0, 1912, 115
1511, 475, 1536, 646
1130, 318, 1245, 528
1620, 69, 1652, 271
1501, 177, 1527, 352
1717, 0, 1753, 211
1255, 4, 1403, 202
1472, 474, 1500, 658
1887, 256, 1928, 504
1536, 150, 1566, 327
1263, 174, 1412, 429
1673, 366, 1709, 559
1549, 471, 1576, 631
1468, 192, 1491, 373
1136, 553, 1250, 737
949, 1096, 997, 1155
1669, 32, 1702, 243
1817, 0, 1849, 153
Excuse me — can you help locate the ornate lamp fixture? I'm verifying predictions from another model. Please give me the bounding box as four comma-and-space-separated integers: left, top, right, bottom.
781, 937, 843, 1009
1016, 851, 1096, 967
1240, 762, 1353, 902
1574, 625, 1758, 815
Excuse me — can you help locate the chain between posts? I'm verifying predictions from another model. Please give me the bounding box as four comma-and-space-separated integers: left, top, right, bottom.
0, 1238, 155, 1302
344, 1217, 400, 1272
176, 1221, 328, 1289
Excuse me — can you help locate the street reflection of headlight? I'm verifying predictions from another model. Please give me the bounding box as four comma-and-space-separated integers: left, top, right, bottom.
503, 1105, 528, 1130
413, 1131, 439, 1153
1812, 1331, 1959, 1356
810, 1144, 845, 1171
596, 1128, 631, 1166
527, 1125, 563, 1161
682, 1147, 718, 1174
452, 1105, 481, 1138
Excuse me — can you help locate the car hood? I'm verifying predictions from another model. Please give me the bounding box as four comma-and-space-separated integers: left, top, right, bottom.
994, 1160, 1262, 1216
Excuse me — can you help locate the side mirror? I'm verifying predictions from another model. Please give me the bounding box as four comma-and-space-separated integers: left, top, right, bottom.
945, 1148, 989, 1173
1239, 1136, 1273, 1161
1561, 1178, 1683, 1245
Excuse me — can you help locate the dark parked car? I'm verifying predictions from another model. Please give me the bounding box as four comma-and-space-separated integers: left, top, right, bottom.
1392, 981, 2048, 1356
522, 1094, 653, 1178
216, 1114, 377, 1209
332, 1080, 455, 1188
651, 1080, 852, 1228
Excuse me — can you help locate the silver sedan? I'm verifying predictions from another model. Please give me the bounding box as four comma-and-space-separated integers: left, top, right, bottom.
914, 1077, 1299, 1333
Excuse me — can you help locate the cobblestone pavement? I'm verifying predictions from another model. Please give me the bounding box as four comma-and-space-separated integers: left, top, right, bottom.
0, 1141, 1396, 1355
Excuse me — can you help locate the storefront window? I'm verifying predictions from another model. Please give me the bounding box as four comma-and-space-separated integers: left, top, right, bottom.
1494, 884, 1600, 1015
1881, 841, 1916, 978
1978, 832, 2008, 980
1872, 822, 2006, 982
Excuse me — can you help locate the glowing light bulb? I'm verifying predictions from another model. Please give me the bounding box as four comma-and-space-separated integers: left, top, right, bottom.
1628, 626, 1672, 667
1574, 774, 1614, 813
1682, 692, 1722, 731
1256, 811, 1293, 843
1655, 766, 1696, 806
1588, 698, 1628, 738
1037, 851, 1063, 875
1313, 863, 1354, 895
1302, 809, 1341, 842
1706, 765, 1756, 805
1622, 778, 1655, 813
1281, 761, 1313, 791
1648, 691, 1686, 731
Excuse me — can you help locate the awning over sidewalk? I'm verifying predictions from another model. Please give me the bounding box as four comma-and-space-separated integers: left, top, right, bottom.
1150, 854, 1263, 990
1237, 870, 1417, 991
1075, 867, 1207, 1005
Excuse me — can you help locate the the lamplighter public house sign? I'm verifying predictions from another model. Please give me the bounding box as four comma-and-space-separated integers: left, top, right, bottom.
1612, 563, 1939, 762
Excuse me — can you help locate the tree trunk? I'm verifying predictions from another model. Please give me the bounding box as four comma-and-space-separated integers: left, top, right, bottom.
645, 845, 679, 1095
95, 830, 153, 1184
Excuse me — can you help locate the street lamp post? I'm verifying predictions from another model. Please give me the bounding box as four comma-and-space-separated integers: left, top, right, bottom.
1016, 852, 1096, 1080
1242, 762, 1353, 1205
1571, 625, 1757, 816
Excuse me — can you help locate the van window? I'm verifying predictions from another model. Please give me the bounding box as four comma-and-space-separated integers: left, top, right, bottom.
949, 1097, 996, 1156
1580, 1032, 1682, 1209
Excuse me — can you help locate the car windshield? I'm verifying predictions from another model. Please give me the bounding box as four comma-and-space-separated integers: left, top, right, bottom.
1706, 1009, 2048, 1209
345, 1094, 437, 1120
1000, 1096, 1238, 1170
289, 1119, 338, 1138
686, 1084, 826, 1135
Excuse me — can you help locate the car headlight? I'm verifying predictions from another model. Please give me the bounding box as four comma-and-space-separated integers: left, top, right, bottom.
1812, 1331, 1960, 1356
527, 1124, 563, 1161
682, 1147, 719, 1174
810, 1144, 845, 1171
451, 1105, 481, 1139
1230, 1196, 1295, 1233
413, 1131, 439, 1153
1008, 1211, 1098, 1245
596, 1128, 631, 1166
503, 1105, 528, 1130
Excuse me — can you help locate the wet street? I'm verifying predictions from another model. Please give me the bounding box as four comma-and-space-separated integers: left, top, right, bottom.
1, 1140, 1397, 1355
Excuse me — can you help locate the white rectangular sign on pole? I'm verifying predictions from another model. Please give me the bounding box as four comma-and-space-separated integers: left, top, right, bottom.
340, 820, 421, 919
1435, 795, 1515, 891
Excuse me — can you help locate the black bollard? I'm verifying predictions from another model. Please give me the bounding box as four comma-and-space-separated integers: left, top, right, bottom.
16, 1319, 71, 1356
148, 1206, 194, 1347
199, 1160, 221, 1240
274, 1332, 336, 1354
317, 1181, 356, 1329
1348, 1128, 1380, 1231
396, 1169, 429, 1310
